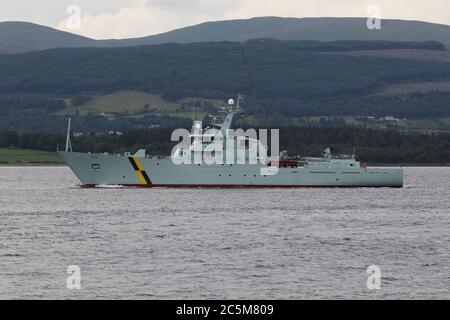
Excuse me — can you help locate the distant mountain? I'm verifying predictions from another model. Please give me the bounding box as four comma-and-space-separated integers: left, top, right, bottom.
0, 21, 96, 53
1, 17, 450, 53
103, 17, 450, 47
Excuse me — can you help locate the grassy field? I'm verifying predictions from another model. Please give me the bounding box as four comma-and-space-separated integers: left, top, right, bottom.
0, 148, 64, 164
84, 91, 179, 113
60, 90, 224, 119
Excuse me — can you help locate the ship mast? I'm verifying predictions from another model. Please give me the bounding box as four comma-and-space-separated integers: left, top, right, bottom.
65, 116, 72, 152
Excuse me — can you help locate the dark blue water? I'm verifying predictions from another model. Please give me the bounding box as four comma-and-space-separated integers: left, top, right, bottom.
0, 166, 449, 299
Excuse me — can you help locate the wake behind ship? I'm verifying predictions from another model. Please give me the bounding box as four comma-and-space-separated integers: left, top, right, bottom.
59, 98, 403, 188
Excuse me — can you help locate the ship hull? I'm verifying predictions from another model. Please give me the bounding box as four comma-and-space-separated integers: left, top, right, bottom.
59, 151, 404, 188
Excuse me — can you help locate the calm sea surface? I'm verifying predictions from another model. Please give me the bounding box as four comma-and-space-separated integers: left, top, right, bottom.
0, 166, 449, 299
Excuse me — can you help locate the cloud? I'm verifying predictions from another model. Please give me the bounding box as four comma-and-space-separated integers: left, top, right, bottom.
223, 0, 450, 24
56, 0, 214, 39
50, 0, 450, 39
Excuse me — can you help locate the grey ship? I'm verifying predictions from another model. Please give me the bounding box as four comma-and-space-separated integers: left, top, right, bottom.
59, 98, 403, 188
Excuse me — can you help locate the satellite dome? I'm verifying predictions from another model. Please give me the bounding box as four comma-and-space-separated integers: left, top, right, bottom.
228, 98, 235, 106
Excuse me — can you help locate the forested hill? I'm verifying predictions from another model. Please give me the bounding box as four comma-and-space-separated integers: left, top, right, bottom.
0, 40, 446, 99
1, 39, 450, 133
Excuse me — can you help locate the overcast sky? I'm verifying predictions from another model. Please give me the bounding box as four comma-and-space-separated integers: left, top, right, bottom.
1, 0, 449, 39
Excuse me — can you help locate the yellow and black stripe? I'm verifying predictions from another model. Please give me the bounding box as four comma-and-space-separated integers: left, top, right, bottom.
128, 157, 152, 185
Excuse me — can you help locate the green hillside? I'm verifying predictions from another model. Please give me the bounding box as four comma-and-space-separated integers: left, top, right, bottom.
0, 40, 446, 99
62, 90, 224, 118
1, 40, 450, 133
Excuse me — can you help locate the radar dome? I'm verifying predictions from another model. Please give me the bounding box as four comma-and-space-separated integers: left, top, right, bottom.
228, 98, 235, 106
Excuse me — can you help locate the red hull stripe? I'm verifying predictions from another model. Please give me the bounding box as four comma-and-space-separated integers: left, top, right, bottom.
81, 184, 402, 188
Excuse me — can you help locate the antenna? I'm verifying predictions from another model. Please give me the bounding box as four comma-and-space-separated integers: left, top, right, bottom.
236, 94, 243, 111
65, 116, 72, 152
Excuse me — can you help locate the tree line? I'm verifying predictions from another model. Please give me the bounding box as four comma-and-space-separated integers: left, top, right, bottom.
1, 126, 449, 164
